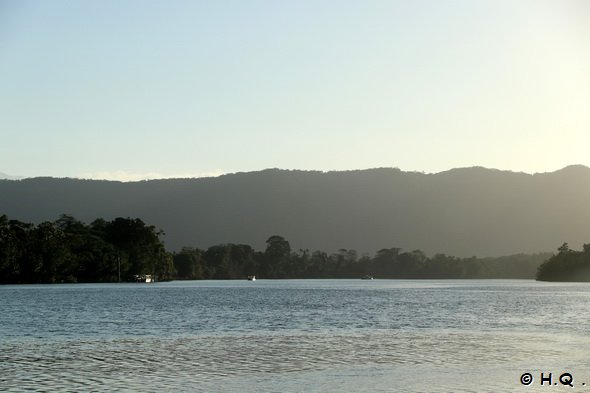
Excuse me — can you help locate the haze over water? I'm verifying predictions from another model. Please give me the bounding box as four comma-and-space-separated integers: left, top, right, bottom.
1, 279, 589, 392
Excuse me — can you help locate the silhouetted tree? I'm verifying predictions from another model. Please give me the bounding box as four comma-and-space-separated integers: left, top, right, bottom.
263, 235, 291, 278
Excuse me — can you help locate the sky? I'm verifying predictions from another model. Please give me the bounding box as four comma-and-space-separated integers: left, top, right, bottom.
1, 0, 589, 181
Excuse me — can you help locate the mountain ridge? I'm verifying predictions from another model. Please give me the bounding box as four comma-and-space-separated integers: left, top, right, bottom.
1, 165, 589, 257
4, 165, 587, 183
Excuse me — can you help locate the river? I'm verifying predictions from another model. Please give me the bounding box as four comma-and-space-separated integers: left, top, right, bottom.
1, 279, 588, 392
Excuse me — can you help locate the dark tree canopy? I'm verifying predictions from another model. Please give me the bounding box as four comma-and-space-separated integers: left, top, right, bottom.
0, 215, 553, 283
0, 215, 172, 284
536, 243, 590, 282
170, 234, 549, 280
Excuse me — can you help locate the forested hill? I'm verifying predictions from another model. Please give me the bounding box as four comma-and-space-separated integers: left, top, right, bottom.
1, 165, 589, 256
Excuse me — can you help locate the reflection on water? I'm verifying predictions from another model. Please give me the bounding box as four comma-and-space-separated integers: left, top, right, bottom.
1, 280, 590, 392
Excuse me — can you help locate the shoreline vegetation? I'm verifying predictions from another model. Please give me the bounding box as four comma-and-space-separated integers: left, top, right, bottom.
0, 214, 567, 284
536, 243, 590, 282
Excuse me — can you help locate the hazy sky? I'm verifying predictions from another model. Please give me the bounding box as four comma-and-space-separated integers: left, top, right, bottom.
1, 0, 589, 180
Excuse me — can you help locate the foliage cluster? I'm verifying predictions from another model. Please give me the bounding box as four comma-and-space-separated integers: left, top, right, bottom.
0, 215, 173, 283
536, 243, 590, 281
0, 215, 551, 283
174, 236, 549, 280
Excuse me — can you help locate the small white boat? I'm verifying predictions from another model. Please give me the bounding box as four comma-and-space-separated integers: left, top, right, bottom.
361, 275, 374, 280
133, 274, 154, 283
247, 275, 256, 281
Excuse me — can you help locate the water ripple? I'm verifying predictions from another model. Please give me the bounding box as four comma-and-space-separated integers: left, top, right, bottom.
2, 280, 590, 391
2, 330, 588, 391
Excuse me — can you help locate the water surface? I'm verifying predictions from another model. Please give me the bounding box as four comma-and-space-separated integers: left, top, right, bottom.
1, 280, 588, 392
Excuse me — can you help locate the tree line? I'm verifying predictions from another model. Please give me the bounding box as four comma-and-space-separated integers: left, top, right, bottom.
174, 235, 548, 280
536, 242, 590, 281
0, 215, 551, 284
0, 215, 173, 284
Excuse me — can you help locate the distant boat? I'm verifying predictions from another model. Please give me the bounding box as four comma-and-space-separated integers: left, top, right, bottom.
361, 275, 374, 280
247, 275, 256, 281
133, 274, 154, 283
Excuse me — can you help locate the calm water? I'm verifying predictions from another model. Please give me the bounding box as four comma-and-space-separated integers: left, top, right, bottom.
1, 279, 590, 392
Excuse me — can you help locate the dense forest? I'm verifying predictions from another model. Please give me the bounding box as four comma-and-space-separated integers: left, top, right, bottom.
174, 238, 548, 280
0, 214, 173, 284
0, 215, 552, 284
536, 243, 590, 281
